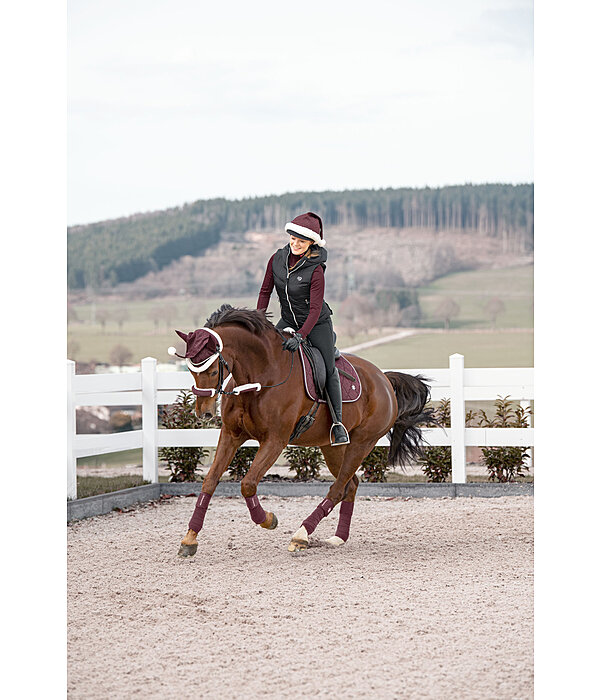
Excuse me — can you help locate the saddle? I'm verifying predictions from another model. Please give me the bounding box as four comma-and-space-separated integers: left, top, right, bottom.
288, 342, 361, 443
298, 342, 362, 404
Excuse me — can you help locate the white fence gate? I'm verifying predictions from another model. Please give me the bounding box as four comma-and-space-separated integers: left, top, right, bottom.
67, 354, 534, 500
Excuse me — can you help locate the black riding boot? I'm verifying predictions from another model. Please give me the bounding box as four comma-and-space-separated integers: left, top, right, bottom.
324, 368, 350, 446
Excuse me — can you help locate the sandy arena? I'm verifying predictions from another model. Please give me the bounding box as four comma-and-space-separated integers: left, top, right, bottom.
68, 494, 533, 699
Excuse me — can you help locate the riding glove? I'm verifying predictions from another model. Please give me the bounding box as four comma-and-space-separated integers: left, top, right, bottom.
282, 332, 304, 353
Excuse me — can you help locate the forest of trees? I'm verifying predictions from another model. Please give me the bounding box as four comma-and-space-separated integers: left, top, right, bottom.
68, 183, 533, 290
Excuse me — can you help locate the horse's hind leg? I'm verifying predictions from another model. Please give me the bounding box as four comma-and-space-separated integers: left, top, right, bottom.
326, 475, 359, 547
288, 440, 375, 553
319, 445, 359, 547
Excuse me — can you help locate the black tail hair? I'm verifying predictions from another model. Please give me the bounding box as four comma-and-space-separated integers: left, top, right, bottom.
384, 372, 439, 468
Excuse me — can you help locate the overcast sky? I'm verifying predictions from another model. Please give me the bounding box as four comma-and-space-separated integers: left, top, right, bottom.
67, 0, 533, 225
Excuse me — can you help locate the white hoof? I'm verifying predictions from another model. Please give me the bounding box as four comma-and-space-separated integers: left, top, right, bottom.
324, 535, 346, 547
288, 525, 309, 553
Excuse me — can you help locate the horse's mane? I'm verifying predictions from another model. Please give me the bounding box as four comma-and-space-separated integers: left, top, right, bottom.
205, 304, 281, 336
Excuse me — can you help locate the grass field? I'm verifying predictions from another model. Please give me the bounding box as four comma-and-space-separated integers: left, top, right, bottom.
358, 330, 533, 369
416, 264, 533, 330
68, 264, 533, 366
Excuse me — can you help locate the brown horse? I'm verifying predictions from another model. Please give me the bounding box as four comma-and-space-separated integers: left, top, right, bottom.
177, 305, 433, 555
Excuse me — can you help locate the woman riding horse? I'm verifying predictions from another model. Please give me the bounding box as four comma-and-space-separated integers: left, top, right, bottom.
173, 215, 434, 555
256, 211, 349, 446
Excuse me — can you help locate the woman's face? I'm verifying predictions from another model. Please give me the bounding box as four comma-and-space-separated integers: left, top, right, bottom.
289, 235, 312, 255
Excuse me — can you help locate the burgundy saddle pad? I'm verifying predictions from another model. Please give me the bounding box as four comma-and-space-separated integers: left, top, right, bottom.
298, 345, 362, 403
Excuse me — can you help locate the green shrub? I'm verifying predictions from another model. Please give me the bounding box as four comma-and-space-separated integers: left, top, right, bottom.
360, 446, 390, 482
418, 399, 451, 482
420, 445, 452, 483
158, 390, 210, 482
284, 446, 324, 480
478, 397, 531, 482
419, 399, 476, 482
228, 447, 258, 480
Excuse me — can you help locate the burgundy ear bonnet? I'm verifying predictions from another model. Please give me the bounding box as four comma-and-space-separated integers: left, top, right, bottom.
176, 329, 219, 365
169, 328, 223, 370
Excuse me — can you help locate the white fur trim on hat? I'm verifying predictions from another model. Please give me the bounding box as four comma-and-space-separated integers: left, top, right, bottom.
285, 222, 327, 247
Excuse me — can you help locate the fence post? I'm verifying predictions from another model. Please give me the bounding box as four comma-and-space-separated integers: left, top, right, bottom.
449, 353, 466, 483
67, 360, 77, 500
142, 357, 158, 484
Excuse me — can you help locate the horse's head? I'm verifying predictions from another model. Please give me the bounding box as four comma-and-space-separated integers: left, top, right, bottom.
168, 328, 224, 420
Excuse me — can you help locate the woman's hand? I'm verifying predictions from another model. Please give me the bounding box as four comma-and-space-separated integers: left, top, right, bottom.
282, 332, 304, 353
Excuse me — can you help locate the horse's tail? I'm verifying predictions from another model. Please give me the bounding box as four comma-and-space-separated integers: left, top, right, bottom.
384, 372, 438, 468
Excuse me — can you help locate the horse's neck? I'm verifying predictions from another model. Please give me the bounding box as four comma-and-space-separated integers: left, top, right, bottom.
218, 326, 280, 385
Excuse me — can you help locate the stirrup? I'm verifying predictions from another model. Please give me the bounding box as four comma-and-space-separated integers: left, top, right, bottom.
330, 422, 350, 446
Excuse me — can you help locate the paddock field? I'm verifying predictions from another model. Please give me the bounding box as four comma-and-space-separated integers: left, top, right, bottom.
67, 494, 533, 699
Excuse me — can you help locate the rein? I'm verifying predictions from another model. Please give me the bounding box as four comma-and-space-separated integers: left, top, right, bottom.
192, 345, 296, 399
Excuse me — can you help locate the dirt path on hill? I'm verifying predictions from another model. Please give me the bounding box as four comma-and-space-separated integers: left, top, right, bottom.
68, 494, 533, 699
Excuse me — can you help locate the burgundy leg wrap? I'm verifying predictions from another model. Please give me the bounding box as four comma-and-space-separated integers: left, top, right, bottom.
334, 501, 354, 542
302, 498, 335, 535
245, 494, 267, 524
188, 492, 212, 533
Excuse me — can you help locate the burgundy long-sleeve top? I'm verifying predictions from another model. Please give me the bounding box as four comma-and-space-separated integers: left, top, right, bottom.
257, 252, 325, 338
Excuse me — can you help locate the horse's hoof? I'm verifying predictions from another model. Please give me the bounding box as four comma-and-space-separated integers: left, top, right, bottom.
288, 525, 308, 553
288, 539, 308, 554
260, 512, 278, 530
177, 543, 198, 558
324, 535, 346, 547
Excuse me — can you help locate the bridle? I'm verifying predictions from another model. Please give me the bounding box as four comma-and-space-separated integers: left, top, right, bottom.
189, 328, 296, 399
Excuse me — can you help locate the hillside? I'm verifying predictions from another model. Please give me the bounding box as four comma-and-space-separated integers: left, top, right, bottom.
67, 183, 533, 293
67, 263, 533, 368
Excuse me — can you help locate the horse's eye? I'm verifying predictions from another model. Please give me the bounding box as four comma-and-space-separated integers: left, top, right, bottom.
210, 371, 218, 377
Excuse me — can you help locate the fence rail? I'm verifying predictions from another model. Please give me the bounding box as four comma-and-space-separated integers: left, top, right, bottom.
67, 354, 534, 500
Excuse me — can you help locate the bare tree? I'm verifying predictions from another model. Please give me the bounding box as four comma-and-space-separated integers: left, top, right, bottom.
109, 344, 133, 369
338, 294, 377, 339
484, 297, 506, 329
113, 308, 129, 333
435, 298, 460, 330
96, 308, 110, 333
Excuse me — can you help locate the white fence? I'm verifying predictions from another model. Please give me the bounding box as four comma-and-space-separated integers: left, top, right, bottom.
67, 354, 534, 500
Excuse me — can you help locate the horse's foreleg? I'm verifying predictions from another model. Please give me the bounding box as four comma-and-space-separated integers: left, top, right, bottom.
178, 431, 246, 557
240, 438, 289, 530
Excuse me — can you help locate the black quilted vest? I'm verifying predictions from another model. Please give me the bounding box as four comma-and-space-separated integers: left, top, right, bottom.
271, 243, 333, 330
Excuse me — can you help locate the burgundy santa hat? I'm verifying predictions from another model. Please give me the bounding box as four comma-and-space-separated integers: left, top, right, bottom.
167, 328, 222, 371
284, 212, 326, 247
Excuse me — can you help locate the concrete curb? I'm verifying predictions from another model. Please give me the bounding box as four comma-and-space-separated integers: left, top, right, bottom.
67, 481, 533, 522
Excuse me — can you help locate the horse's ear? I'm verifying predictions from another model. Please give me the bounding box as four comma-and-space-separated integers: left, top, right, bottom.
175, 329, 189, 342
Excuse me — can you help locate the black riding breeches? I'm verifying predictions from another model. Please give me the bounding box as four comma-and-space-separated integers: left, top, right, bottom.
276, 317, 337, 378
